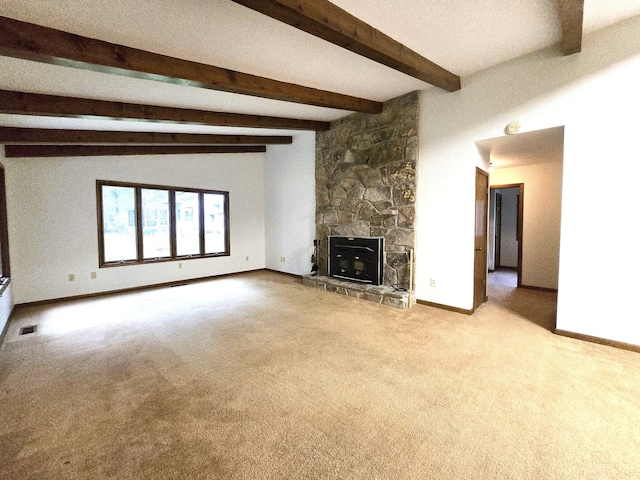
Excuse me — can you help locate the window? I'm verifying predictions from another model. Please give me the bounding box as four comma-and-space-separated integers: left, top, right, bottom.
101, 184, 137, 263
141, 188, 170, 259
97, 180, 229, 267
175, 191, 200, 257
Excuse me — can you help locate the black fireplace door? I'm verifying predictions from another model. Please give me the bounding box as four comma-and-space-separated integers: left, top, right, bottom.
329, 237, 383, 285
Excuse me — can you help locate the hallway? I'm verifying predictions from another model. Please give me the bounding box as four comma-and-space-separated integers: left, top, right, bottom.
489, 268, 517, 288
487, 268, 557, 332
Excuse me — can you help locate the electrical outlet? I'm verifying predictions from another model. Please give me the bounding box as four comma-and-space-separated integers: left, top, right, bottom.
178, 262, 182, 269
246, 256, 249, 261
68, 274, 75, 282
90, 272, 97, 279
430, 278, 436, 287
280, 256, 286, 263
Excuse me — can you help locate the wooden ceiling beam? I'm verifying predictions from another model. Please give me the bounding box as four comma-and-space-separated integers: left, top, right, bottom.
0, 90, 330, 131
231, 0, 461, 92
0, 16, 382, 114
559, 0, 584, 55
0, 127, 292, 145
4, 145, 266, 158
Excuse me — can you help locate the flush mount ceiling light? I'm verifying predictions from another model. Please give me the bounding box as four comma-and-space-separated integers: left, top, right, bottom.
505, 122, 520, 135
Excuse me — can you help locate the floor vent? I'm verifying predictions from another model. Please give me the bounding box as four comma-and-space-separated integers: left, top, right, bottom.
19, 325, 37, 335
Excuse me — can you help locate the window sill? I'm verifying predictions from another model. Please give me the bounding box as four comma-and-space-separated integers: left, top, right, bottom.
100, 253, 229, 268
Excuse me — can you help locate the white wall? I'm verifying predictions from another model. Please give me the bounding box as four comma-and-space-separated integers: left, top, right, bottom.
416, 17, 640, 345
491, 162, 563, 289
264, 132, 316, 276
6, 152, 266, 304
0, 281, 12, 333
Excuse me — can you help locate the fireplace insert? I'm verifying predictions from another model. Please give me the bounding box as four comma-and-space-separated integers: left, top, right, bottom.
328, 236, 384, 285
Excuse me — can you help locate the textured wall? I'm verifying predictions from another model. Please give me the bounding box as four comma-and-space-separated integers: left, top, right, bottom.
315, 92, 418, 288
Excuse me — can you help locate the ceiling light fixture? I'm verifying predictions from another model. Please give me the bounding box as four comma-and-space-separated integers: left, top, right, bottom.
505, 122, 520, 135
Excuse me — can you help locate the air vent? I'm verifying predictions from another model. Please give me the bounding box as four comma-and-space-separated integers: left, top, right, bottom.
19, 325, 37, 335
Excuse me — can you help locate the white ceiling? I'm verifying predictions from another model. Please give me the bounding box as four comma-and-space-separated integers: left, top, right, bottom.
1, 0, 640, 136
476, 126, 565, 170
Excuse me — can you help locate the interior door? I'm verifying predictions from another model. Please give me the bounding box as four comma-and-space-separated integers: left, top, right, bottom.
474, 168, 489, 310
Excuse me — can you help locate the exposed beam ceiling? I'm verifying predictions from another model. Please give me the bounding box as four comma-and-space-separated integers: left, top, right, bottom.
4, 145, 266, 158
1, 0, 637, 144
0, 15, 382, 114
231, 0, 460, 92
0, 127, 292, 145
559, 0, 585, 55
0, 90, 330, 131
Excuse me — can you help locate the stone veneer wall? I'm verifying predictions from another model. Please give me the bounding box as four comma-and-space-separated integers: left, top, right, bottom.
315, 91, 418, 288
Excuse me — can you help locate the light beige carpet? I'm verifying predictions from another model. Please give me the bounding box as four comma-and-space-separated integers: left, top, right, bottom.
1, 271, 639, 479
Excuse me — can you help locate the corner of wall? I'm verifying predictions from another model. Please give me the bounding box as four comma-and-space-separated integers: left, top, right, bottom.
264, 132, 316, 276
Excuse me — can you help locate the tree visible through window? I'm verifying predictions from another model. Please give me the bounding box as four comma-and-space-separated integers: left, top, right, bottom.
204, 193, 227, 254
142, 188, 170, 259
97, 180, 229, 267
175, 191, 200, 257
101, 185, 137, 263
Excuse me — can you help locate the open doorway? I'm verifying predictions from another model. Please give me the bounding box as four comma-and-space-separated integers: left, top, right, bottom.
475, 126, 563, 330
489, 183, 523, 287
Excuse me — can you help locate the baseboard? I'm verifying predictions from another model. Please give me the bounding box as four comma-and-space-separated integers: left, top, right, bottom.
15, 269, 266, 309
555, 329, 640, 353
263, 268, 303, 280
520, 284, 558, 293
416, 299, 473, 315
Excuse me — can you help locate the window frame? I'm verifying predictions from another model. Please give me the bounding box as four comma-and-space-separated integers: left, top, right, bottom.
97, 180, 230, 268
0, 166, 10, 285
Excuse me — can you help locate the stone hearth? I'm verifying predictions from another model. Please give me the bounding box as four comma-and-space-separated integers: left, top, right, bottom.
302, 275, 411, 309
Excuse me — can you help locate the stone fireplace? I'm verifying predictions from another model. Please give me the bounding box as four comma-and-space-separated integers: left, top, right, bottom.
306, 92, 417, 307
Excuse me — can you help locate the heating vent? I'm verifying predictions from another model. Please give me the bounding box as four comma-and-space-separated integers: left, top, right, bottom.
19, 325, 37, 335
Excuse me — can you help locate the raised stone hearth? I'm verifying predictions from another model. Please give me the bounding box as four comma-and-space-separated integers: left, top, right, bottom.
302, 275, 411, 309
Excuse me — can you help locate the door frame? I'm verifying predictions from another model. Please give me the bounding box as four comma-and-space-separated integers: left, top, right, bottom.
490, 183, 524, 287
494, 192, 502, 270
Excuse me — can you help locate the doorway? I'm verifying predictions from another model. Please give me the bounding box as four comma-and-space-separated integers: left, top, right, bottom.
489, 183, 523, 287
476, 126, 564, 294
475, 127, 563, 329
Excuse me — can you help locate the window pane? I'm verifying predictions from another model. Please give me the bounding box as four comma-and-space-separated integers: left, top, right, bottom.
142, 189, 170, 259
175, 191, 200, 256
102, 185, 137, 262
204, 193, 227, 254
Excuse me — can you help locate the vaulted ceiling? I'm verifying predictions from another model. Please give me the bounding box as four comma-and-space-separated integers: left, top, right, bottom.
1, 0, 639, 154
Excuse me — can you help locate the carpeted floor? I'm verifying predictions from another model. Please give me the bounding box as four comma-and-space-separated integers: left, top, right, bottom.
1, 270, 639, 479
488, 268, 518, 287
